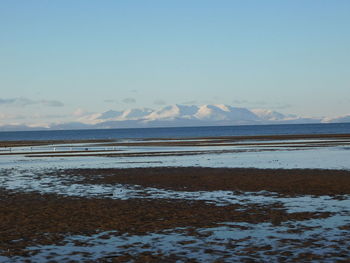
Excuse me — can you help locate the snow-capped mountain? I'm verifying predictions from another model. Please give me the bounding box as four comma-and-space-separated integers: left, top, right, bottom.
96, 108, 153, 121
78, 104, 316, 127
251, 109, 290, 121
195, 105, 260, 123
323, 114, 350, 123
145, 105, 198, 121
97, 110, 123, 120
0, 104, 339, 131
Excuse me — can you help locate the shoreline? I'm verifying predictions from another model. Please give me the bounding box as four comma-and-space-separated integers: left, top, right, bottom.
0, 139, 114, 148
1, 133, 350, 147
1, 133, 350, 159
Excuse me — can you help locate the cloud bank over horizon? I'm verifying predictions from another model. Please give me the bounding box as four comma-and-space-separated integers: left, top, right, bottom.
0, 103, 349, 131
0, 97, 64, 107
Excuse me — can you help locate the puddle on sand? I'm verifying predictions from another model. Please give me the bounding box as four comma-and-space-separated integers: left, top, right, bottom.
0, 147, 349, 171
4, 216, 350, 263
1, 168, 350, 214
1, 138, 350, 170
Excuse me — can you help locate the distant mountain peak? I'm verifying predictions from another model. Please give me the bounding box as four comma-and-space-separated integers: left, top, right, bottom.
0, 103, 334, 131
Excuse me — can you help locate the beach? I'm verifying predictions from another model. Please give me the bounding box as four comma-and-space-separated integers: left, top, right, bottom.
1, 134, 350, 262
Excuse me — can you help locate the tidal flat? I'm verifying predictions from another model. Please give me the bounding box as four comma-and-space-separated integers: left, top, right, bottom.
1, 134, 350, 262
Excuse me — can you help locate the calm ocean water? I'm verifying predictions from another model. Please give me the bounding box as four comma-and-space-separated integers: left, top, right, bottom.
0, 123, 350, 141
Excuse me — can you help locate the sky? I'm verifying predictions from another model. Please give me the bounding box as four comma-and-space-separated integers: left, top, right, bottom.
1, 0, 350, 126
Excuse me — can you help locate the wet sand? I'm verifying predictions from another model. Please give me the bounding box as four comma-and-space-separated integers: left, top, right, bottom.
0, 139, 114, 148
64, 167, 350, 196
24, 149, 270, 158
1, 133, 350, 148
0, 188, 333, 259
1, 135, 350, 261
140, 133, 350, 141
1, 167, 350, 261
1, 134, 350, 160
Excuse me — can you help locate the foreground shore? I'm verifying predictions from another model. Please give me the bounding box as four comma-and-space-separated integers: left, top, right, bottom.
1, 135, 350, 262
64, 167, 350, 196
1, 167, 350, 262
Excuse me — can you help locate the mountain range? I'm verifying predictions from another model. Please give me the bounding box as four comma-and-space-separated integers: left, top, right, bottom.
1, 104, 349, 131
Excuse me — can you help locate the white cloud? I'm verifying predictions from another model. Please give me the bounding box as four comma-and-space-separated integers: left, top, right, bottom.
0, 113, 26, 120
41, 100, 64, 107
0, 97, 64, 107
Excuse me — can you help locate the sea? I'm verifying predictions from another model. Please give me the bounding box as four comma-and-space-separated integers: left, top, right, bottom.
0, 122, 349, 141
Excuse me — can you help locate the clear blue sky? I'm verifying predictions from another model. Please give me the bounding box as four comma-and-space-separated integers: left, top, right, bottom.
1, 0, 349, 125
